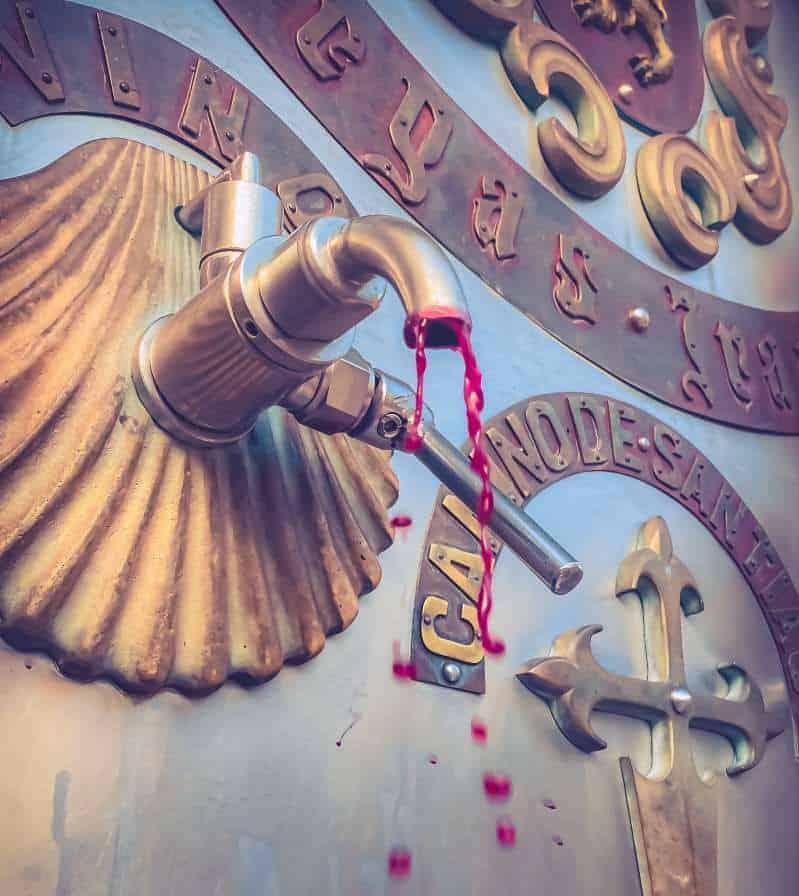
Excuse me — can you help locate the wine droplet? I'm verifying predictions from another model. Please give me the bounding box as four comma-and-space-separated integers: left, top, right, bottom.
391, 640, 416, 681
483, 772, 512, 801
471, 717, 488, 744
388, 846, 412, 878
496, 817, 516, 848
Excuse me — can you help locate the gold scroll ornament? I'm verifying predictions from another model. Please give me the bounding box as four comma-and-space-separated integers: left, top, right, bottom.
0, 139, 399, 694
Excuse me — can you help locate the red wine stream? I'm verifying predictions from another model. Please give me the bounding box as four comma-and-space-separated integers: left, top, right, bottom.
404, 313, 504, 656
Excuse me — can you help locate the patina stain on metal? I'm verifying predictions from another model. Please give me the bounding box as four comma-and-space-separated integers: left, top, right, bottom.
519, 516, 785, 896
408, 392, 799, 750
209, 0, 799, 433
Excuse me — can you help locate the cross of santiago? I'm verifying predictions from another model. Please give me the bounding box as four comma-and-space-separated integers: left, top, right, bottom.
517, 516, 785, 896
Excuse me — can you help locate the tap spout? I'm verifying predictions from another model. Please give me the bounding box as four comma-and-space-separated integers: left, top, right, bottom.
325, 215, 472, 348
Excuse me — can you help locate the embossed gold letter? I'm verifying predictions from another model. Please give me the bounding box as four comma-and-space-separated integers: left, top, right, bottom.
703, 14, 791, 243
636, 134, 736, 269
501, 24, 625, 198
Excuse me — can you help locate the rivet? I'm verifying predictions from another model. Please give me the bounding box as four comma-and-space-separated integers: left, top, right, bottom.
753, 54, 767, 73
618, 83, 634, 104
108, 25, 117, 36
637, 435, 651, 452
41, 71, 53, 84
288, 202, 297, 213
628, 307, 651, 332
442, 662, 462, 684
352, 33, 361, 43
437, 551, 446, 562
119, 81, 130, 93
384, 161, 392, 171
224, 129, 235, 141
203, 73, 213, 85
24, 7, 34, 18
303, 35, 312, 44
423, 614, 432, 625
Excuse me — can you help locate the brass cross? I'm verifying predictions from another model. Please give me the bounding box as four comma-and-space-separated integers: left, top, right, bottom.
518, 517, 785, 896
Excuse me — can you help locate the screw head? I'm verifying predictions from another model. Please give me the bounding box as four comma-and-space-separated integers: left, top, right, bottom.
670, 686, 693, 715
442, 662, 462, 684
628, 307, 651, 332
224, 129, 235, 141
41, 71, 53, 84
203, 73, 213, 85
618, 83, 634, 104
377, 412, 404, 440
119, 80, 130, 93
637, 435, 651, 452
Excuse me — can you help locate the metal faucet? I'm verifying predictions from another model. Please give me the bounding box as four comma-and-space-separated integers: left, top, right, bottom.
132, 153, 582, 595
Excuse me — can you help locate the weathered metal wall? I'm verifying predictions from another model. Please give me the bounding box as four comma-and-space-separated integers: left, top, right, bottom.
0, 1, 796, 894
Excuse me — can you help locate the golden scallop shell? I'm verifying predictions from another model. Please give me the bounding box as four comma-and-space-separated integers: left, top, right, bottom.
0, 139, 398, 693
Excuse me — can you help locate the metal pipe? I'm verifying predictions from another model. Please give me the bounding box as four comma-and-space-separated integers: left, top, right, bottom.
413, 426, 583, 595
326, 215, 472, 347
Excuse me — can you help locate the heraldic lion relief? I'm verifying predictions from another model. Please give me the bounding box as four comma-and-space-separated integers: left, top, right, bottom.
572, 0, 675, 84
0, 1, 796, 894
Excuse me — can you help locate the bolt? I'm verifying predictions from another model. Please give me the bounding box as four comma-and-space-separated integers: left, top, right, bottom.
618, 83, 634, 104
204, 73, 213, 85
119, 81, 130, 93
628, 307, 651, 333
377, 412, 404, 440
224, 129, 235, 141
442, 662, 462, 684
41, 72, 53, 84
670, 686, 692, 715
108, 25, 117, 36
637, 435, 651, 452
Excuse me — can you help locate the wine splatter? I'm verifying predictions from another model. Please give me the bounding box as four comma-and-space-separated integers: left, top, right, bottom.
392, 640, 416, 681
404, 312, 504, 655
471, 717, 488, 744
496, 816, 516, 848
388, 846, 412, 879
483, 772, 512, 802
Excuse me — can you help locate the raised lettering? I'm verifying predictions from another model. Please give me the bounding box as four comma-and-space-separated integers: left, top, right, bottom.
296, 0, 365, 81
420, 595, 484, 664
525, 400, 574, 473
97, 12, 140, 110
486, 413, 548, 498
473, 175, 523, 260
743, 525, 779, 578
758, 334, 793, 411
608, 400, 643, 473
428, 543, 482, 602
0, 2, 64, 103
652, 423, 683, 489
567, 395, 609, 465
715, 320, 753, 405
363, 78, 452, 205
552, 233, 599, 324
679, 455, 713, 517
179, 57, 249, 162
709, 484, 747, 545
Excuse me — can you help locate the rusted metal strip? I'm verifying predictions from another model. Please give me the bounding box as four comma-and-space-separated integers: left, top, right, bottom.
408, 391, 799, 755
212, 0, 799, 434
0, 0, 356, 224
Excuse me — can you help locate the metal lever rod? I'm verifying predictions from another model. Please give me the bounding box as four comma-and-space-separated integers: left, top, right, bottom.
413, 425, 583, 596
